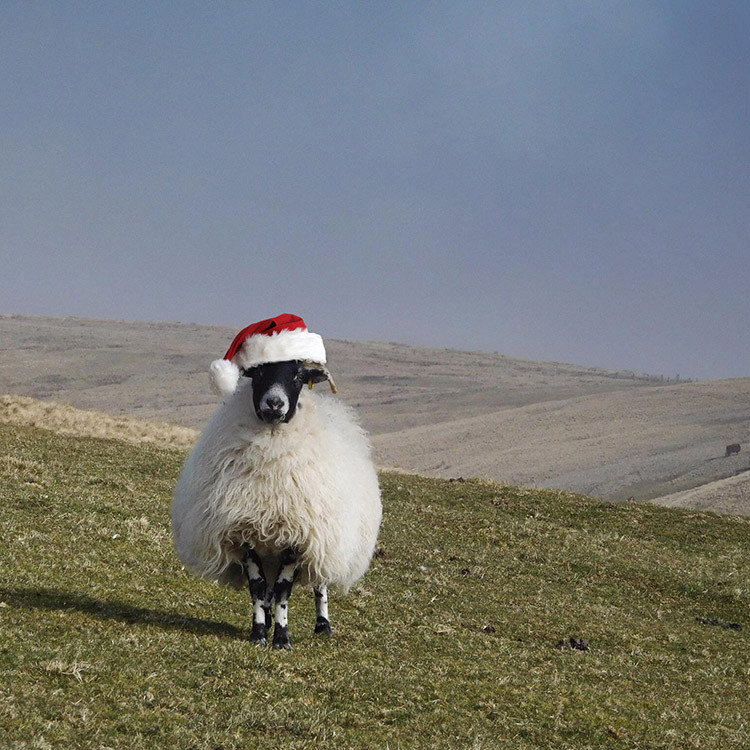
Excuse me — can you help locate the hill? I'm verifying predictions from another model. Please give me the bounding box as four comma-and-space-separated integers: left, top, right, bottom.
654, 471, 750, 517
374, 379, 750, 502
0, 313, 664, 431
1, 420, 748, 748
2, 314, 748, 514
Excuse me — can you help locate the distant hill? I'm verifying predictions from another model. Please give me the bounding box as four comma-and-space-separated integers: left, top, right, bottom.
655, 471, 750, 517
0, 313, 664, 431
2, 314, 748, 514
374, 380, 750, 505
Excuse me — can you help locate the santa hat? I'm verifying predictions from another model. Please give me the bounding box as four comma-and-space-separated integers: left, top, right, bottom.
209, 314, 328, 396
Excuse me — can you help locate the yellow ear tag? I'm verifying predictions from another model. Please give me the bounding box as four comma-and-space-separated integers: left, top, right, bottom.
308, 378, 314, 390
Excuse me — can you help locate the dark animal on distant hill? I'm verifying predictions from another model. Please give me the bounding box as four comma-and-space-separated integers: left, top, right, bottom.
725, 443, 741, 457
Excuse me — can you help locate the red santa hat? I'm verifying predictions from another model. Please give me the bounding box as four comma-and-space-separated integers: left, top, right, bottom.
209, 314, 328, 396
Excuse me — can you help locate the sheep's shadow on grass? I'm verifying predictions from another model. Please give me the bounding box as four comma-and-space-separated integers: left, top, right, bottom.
0, 587, 246, 640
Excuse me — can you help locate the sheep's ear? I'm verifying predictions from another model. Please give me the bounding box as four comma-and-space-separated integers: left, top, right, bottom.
303, 364, 338, 393
305, 367, 329, 385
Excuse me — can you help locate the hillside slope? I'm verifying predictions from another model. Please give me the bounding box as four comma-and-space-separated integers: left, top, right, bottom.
1, 421, 748, 748
0, 313, 662, 432
374, 379, 750, 502
0, 394, 197, 450
2, 314, 747, 511
654, 470, 750, 516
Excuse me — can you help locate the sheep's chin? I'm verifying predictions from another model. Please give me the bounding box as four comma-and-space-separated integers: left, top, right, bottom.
258, 410, 288, 425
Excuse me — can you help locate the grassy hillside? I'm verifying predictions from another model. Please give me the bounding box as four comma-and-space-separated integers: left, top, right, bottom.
1, 423, 748, 748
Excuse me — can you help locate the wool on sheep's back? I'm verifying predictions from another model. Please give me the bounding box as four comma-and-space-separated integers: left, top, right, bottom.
172, 382, 381, 593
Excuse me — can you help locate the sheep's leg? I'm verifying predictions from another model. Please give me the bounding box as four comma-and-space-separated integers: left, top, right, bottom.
314, 585, 332, 636
243, 546, 269, 645
272, 548, 298, 650
263, 588, 273, 630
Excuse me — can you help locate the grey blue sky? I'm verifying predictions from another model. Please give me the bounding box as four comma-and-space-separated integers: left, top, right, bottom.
2, 2, 748, 379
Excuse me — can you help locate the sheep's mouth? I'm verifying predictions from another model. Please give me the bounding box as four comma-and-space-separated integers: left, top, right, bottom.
258, 409, 287, 425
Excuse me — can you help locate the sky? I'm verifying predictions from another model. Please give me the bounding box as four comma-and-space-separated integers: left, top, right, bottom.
1, 1, 748, 380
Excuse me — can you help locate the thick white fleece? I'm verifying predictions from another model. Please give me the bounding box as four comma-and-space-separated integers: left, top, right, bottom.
172, 381, 382, 592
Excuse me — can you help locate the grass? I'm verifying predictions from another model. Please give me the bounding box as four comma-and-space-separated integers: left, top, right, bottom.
0, 421, 748, 749
0, 394, 198, 450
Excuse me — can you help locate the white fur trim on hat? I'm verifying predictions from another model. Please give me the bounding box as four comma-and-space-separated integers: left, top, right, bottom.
209, 358, 241, 397
235, 328, 327, 370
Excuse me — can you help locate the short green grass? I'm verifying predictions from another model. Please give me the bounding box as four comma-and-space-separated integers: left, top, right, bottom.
1, 422, 748, 749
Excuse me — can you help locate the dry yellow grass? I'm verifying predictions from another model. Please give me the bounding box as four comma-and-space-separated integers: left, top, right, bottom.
0, 394, 197, 451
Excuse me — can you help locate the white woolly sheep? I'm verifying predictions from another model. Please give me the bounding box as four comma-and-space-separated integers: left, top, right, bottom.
172, 316, 382, 649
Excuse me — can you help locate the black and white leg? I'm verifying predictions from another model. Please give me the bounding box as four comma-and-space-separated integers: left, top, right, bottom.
263, 586, 273, 630
314, 585, 332, 636
272, 548, 298, 650
243, 546, 268, 645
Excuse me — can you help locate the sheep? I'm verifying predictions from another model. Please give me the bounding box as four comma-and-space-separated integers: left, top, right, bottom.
725, 443, 741, 457
172, 315, 382, 649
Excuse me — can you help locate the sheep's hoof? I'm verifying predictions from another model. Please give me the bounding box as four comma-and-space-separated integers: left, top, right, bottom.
273, 625, 292, 650
249, 622, 268, 646
314, 617, 332, 636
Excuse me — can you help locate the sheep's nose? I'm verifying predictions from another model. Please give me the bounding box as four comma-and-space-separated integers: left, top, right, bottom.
265, 396, 284, 412
258, 386, 289, 423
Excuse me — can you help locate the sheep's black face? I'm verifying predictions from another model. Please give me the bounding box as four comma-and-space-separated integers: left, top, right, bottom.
243, 360, 328, 425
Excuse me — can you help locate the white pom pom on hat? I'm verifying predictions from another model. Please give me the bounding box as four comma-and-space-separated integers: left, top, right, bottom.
209, 314, 327, 397
209, 358, 242, 397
